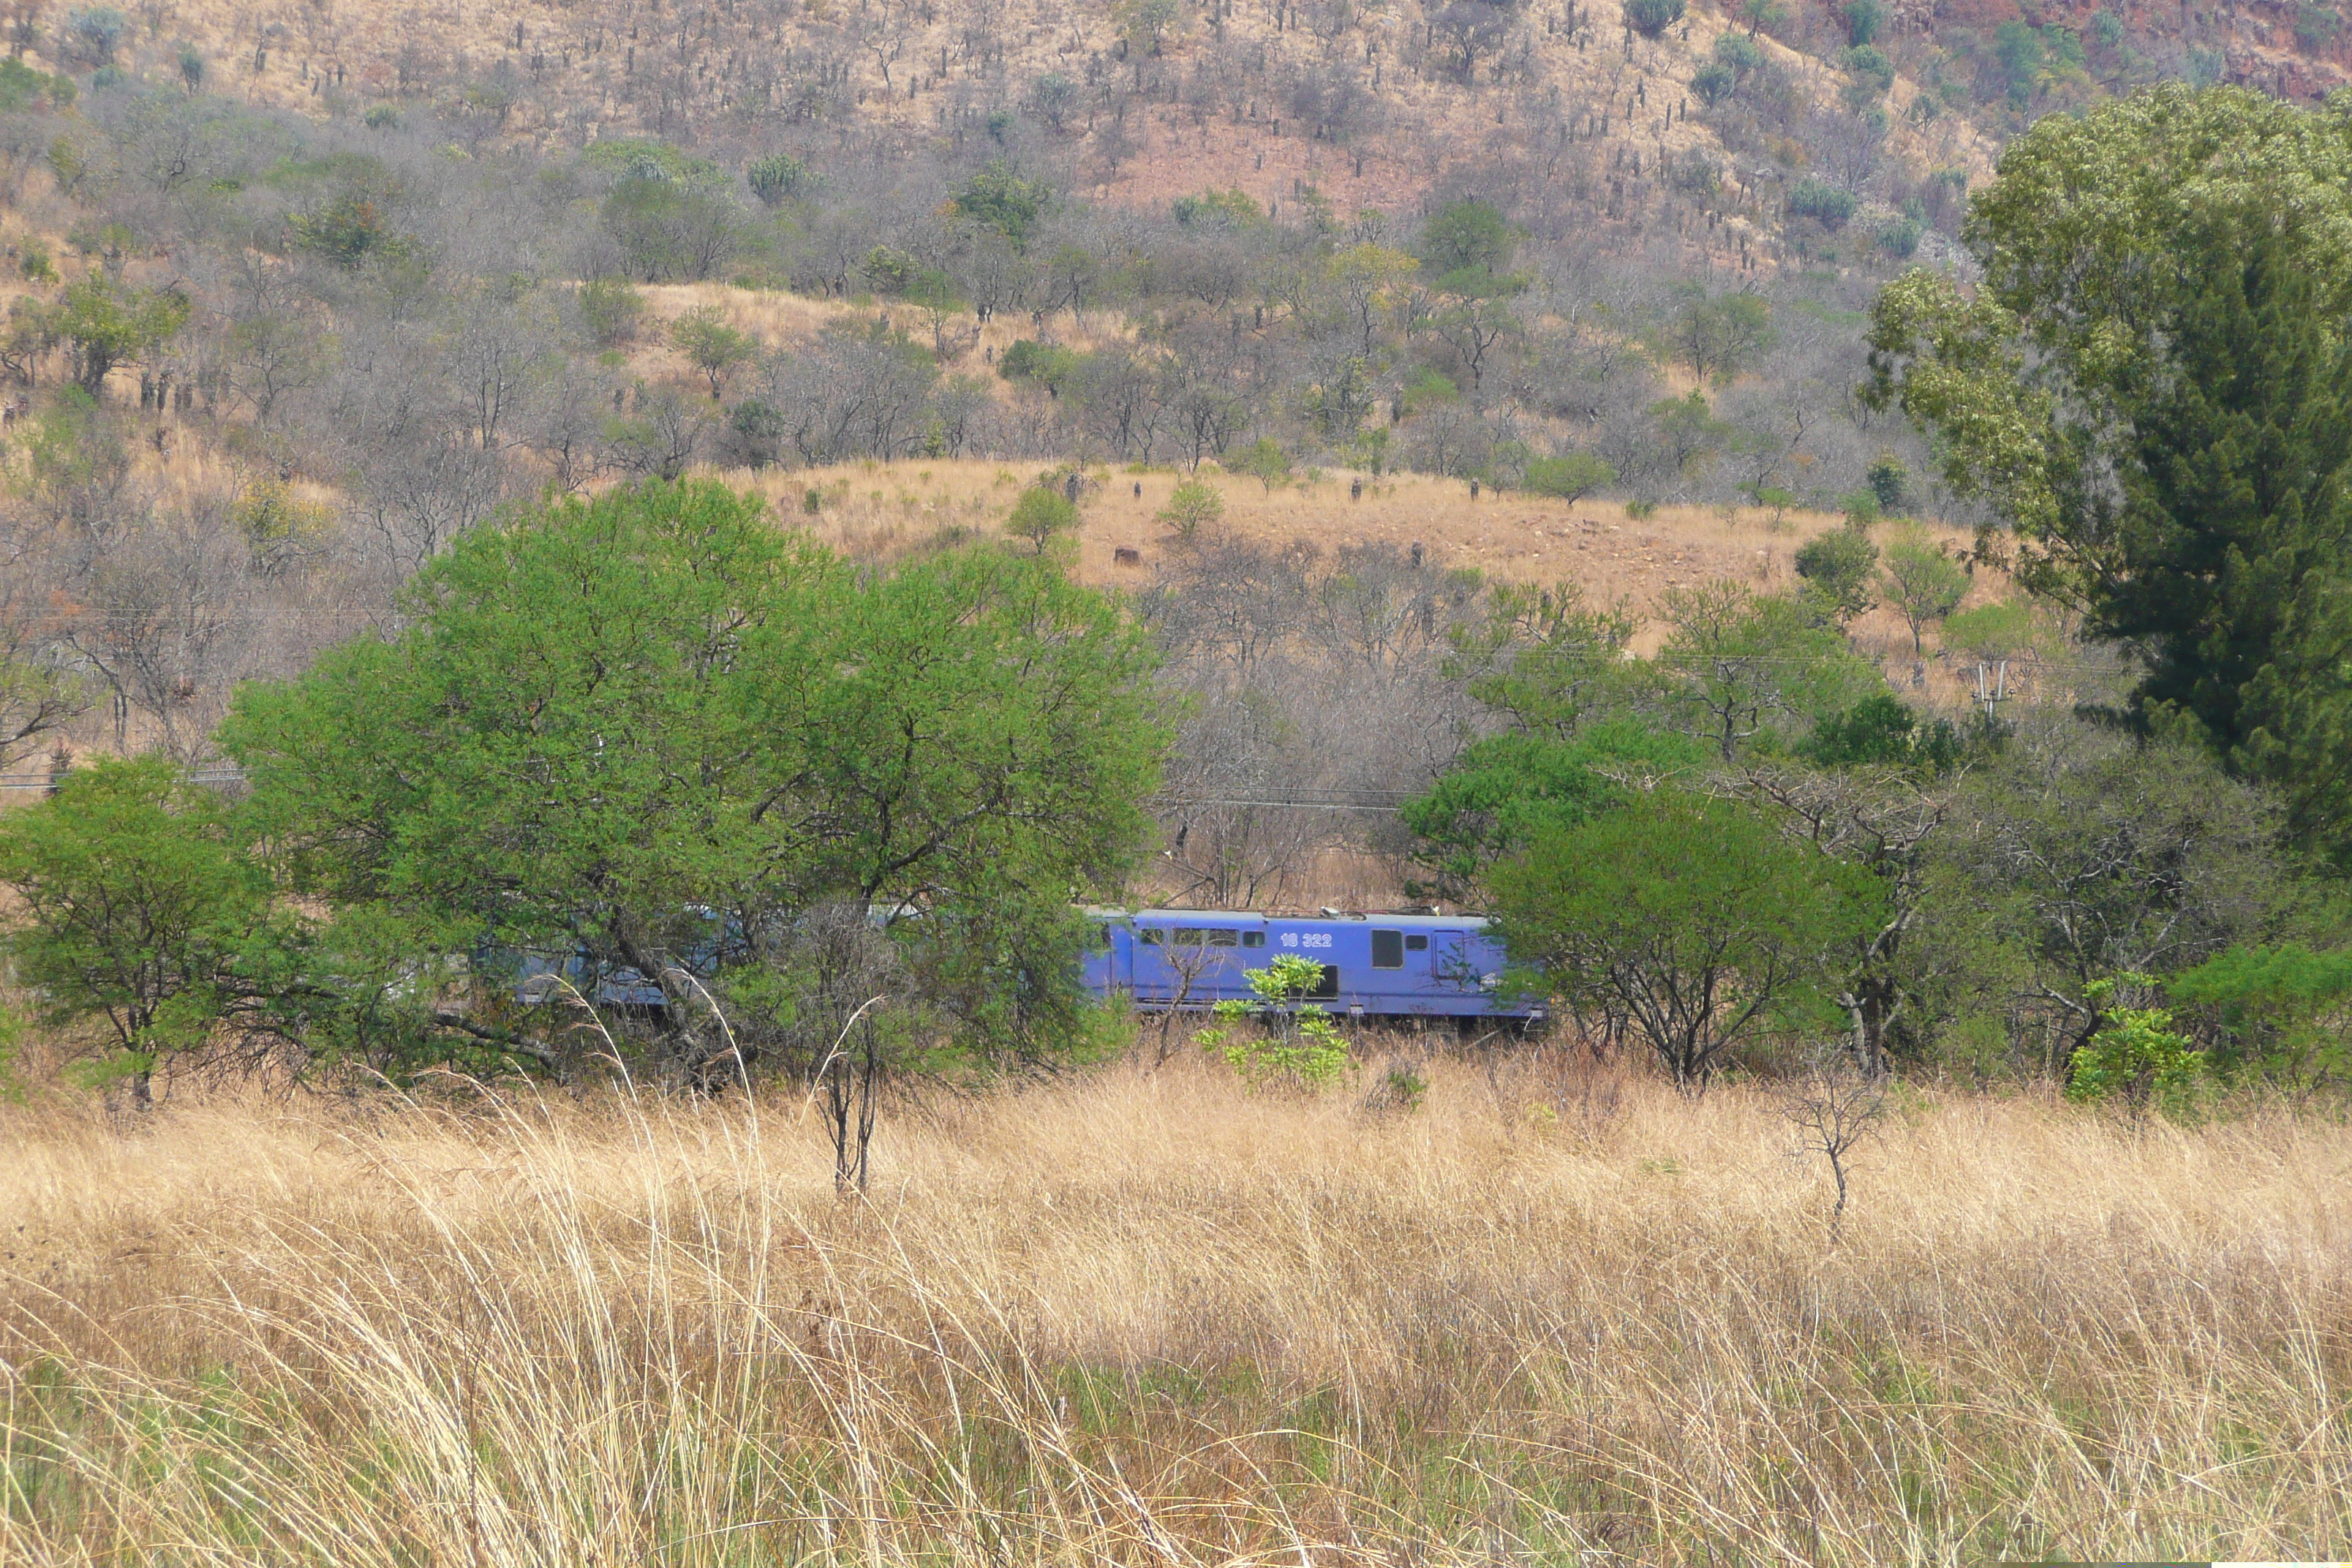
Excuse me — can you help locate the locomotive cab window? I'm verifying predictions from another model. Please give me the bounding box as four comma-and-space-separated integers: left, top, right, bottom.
1139, 928, 1164, 946
1243, 931, 1265, 948
1405, 933, 1429, 952
1371, 930, 1405, 969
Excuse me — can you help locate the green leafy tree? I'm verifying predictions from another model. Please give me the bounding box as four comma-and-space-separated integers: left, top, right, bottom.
1667, 292, 1775, 385
998, 338, 1079, 394
1838, 43, 1895, 105
1490, 788, 1886, 1090
600, 175, 742, 282
1116, 0, 1182, 53
1236, 436, 1292, 491
1156, 478, 1224, 538
1005, 484, 1080, 554
670, 305, 755, 397
1651, 581, 1880, 760
1880, 529, 1970, 653
1921, 727, 2295, 1077
1793, 523, 1880, 625
1443, 580, 1639, 741
1524, 452, 1617, 502
951, 158, 1049, 247
2168, 943, 2352, 1094
1863, 87, 2352, 862
1417, 200, 1522, 296
53, 275, 191, 399
0, 757, 278, 1107
1798, 693, 1961, 773
222, 480, 1166, 1075
1323, 243, 1419, 355
1402, 720, 1707, 902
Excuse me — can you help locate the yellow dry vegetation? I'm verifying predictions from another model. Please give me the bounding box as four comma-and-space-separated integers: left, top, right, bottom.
718, 454, 1990, 653
1, 1058, 2346, 1561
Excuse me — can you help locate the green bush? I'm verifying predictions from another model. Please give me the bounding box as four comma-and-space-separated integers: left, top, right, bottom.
1788, 180, 1858, 230
745, 153, 815, 206
1622, 0, 1687, 37
1195, 955, 1352, 1088
578, 276, 645, 346
1794, 522, 1880, 622
997, 338, 1079, 393
1525, 452, 1618, 502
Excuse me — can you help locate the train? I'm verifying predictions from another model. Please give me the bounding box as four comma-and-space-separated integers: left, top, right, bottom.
494, 907, 1544, 1024
1082, 908, 1543, 1023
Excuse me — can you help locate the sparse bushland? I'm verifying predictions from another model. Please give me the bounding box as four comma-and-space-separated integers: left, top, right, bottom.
0, 1061, 2348, 1564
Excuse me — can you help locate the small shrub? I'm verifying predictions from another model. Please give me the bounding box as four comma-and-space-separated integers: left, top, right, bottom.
578, 276, 644, 347
1788, 180, 1858, 231
1196, 955, 1352, 1089
1622, 0, 1686, 37
1866, 454, 1909, 513
2293, 0, 2341, 52
1624, 498, 1657, 520
2068, 976, 2201, 1117
745, 152, 815, 206
1156, 478, 1224, 538
63, 6, 127, 67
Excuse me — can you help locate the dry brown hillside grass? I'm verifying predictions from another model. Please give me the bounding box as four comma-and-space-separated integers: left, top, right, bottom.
720, 454, 1991, 652
2, 1056, 2348, 1562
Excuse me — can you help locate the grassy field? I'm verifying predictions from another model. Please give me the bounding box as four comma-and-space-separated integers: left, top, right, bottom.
1, 1052, 2346, 1564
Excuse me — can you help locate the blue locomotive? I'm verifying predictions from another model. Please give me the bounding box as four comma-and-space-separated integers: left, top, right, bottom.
1081, 908, 1543, 1022
490, 907, 1542, 1025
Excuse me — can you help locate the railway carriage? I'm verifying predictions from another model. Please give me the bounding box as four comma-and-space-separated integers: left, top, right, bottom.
1082, 908, 1542, 1022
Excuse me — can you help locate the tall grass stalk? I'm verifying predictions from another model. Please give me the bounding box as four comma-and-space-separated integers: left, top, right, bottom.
1, 1054, 2346, 1564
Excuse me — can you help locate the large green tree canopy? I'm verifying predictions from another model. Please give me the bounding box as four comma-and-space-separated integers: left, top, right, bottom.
220, 480, 1166, 1063
1865, 85, 2352, 859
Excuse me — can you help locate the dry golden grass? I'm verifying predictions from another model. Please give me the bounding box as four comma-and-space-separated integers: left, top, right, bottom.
2, 1055, 2348, 1564
715, 455, 1993, 654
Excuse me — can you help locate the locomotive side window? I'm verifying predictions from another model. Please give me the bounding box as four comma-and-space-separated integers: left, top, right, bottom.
1172, 929, 1205, 946
1139, 928, 1164, 946
1405, 933, 1429, 952
1310, 963, 1341, 998
1243, 931, 1265, 948
1206, 929, 1240, 946
1371, 930, 1404, 968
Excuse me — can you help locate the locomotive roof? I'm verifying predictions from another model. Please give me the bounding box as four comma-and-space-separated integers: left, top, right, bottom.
1085, 907, 1491, 928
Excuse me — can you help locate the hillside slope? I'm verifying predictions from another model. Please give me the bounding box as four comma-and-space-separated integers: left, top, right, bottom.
69, 0, 2352, 263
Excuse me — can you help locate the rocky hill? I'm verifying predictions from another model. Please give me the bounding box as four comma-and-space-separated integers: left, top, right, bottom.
83, 0, 2352, 263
